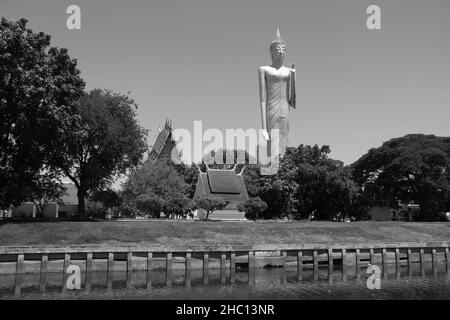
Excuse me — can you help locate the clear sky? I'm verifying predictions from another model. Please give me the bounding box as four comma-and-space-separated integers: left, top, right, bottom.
2, 0, 450, 165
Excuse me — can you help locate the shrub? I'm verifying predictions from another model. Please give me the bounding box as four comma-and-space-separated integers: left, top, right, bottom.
163, 195, 191, 219
193, 196, 228, 221
120, 204, 139, 218
135, 194, 164, 218
238, 197, 268, 220
85, 201, 107, 219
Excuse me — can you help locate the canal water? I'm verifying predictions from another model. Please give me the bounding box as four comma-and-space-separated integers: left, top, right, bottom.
1, 262, 449, 299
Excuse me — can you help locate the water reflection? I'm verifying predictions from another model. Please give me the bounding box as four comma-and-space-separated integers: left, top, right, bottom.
1, 261, 450, 299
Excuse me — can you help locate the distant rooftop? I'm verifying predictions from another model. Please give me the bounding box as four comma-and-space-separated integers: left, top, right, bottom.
194, 167, 249, 209
207, 169, 240, 194
148, 118, 179, 162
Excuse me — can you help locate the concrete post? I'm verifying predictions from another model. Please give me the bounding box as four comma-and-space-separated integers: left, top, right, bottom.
248, 251, 255, 268
297, 250, 303, 269
108, 252, 114, 272
297, 251, 303, 281
147, 252, 152, 272
230, 252, 236, 271
86, 252, 93, 273
166, 252, 172, 271
220, 252, 226, 270
16, 254, 24, 274
203, 252, 209, 271
432, 248, 437, 264
64, 254, 70, 271
41, 254, 48, 274
127, 252, 133, 272
186, 252, 192, 270
313, 250, 318, 268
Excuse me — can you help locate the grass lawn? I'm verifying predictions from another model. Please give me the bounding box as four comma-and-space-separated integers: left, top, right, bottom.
0, 220, 449, 246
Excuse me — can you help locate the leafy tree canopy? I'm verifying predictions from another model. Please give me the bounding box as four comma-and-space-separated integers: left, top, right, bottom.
123, 160, 187, 202
54, 89, 148, 217
122, 160, 189, 218
352, 134, 450, 221
135, 194, 164, 218
260, 144, 359, 220
0, 17, 84, 208
237, 197, 268, 220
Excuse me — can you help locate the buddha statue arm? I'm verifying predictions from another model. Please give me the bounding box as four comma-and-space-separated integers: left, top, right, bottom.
289, 63, 296, 109
258, 67, 269, 140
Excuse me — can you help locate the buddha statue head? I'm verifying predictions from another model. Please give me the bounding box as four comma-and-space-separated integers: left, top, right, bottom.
269, 27, 287, 64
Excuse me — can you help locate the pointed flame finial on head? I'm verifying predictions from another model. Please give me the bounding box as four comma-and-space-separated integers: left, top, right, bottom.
270, 26, 286, 49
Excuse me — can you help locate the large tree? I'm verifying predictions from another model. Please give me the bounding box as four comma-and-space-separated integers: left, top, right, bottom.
288, 145, 359, 220
122, 160, 188, 217
123, 160, 187, 202
53, 89, 148, 217
352, 134, 450, 221
259, 145, 359, 220
0, 18, 85, 208
174, 163, 199, 199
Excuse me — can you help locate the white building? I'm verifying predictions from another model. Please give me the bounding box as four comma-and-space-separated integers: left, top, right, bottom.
12, 183, 78, 219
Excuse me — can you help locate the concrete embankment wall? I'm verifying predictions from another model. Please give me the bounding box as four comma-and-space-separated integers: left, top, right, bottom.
0, 242, 449, 274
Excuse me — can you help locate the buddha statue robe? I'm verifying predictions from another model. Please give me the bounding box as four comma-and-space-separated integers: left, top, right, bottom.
259, 65, 296, 159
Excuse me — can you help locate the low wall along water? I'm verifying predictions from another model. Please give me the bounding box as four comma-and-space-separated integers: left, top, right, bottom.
0, 242, 449, 275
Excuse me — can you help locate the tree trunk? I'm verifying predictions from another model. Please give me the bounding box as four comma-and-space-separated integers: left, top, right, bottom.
33, 201, 43, 219
77, 188, 86, 218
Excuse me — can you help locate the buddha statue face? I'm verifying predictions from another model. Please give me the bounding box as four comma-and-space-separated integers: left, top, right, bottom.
270, 42, 287, 63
